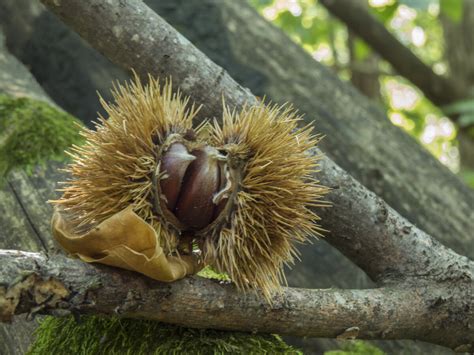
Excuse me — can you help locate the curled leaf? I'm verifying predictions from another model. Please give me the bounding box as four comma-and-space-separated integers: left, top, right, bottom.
52, 206, 202, 282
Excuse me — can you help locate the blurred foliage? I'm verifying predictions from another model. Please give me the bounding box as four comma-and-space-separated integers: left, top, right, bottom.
460, 169, 474, 189
250, 0, 473, 187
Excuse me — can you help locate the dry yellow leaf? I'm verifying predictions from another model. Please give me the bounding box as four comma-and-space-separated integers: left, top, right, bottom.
52, 206, 202, 282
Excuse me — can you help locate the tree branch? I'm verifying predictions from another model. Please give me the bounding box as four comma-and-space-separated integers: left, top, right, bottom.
320, 0, 467, 108
316, 155, 473, 284
0, 249, 472, 351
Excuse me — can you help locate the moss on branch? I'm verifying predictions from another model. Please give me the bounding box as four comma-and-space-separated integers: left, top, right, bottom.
0, 94, 83, 180
28, 316, 299, 355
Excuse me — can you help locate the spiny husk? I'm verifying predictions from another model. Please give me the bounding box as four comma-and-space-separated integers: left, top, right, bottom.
53, 76, 328, 300
53, 76, 199, 253
205, 104, 328, 298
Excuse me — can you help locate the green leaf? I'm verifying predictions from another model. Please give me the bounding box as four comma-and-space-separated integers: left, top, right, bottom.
354, 38, 371, 61
440, 0, 463, 23
275, 10, 301, 35
325, 340, 385, 355
398, 0, 435, 11
459, 169, 474, 189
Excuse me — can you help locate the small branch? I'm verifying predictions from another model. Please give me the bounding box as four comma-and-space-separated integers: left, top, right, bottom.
0, 249, 472, 351
320, 0, 467, 109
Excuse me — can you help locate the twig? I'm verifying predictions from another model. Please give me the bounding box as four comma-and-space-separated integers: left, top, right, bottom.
320, 0, 467, 108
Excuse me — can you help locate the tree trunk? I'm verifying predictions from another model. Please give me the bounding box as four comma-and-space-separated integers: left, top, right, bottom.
3, 0, 472, 256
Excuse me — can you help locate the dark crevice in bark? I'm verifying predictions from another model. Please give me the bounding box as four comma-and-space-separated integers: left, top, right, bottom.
7, 181, 48, 252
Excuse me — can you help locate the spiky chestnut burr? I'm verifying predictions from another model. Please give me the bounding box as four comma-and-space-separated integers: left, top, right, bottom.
52, 76, 328, 299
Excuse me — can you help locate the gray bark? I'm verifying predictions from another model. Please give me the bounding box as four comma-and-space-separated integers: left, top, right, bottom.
2, 0, 472, 262
33, 0, 471, 257
319, 0, 467, 108
0, 0, 128, 125
442, 1, 474, 170
1, 250, 473, 351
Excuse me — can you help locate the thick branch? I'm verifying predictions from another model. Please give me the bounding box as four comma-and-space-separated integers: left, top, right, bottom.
39, 0, 473, 285
316, 153, 474, 283
0, 250, 472, 351
320, 0, 467, 108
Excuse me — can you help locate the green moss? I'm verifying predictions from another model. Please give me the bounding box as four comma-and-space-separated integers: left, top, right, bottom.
28, 316, 300, 355
0, 94, 83, 180
324, 341, 385, 355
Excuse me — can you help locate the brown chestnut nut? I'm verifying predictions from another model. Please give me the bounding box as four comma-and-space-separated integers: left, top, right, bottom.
159, 143, 228, 231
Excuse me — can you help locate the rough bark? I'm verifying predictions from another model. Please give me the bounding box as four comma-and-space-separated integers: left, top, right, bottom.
344, 0, 381, 101
0, 0, 128, 124
0, 32, 52, 104
1, 250, 473, 351
322, 0, 474, 171
347, 30, 381, 101
0, 0, 472, 354
35, 0, 474, 263
35, 0, 468, 281
442, 1, 474, 88
319, 0, 467, 108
